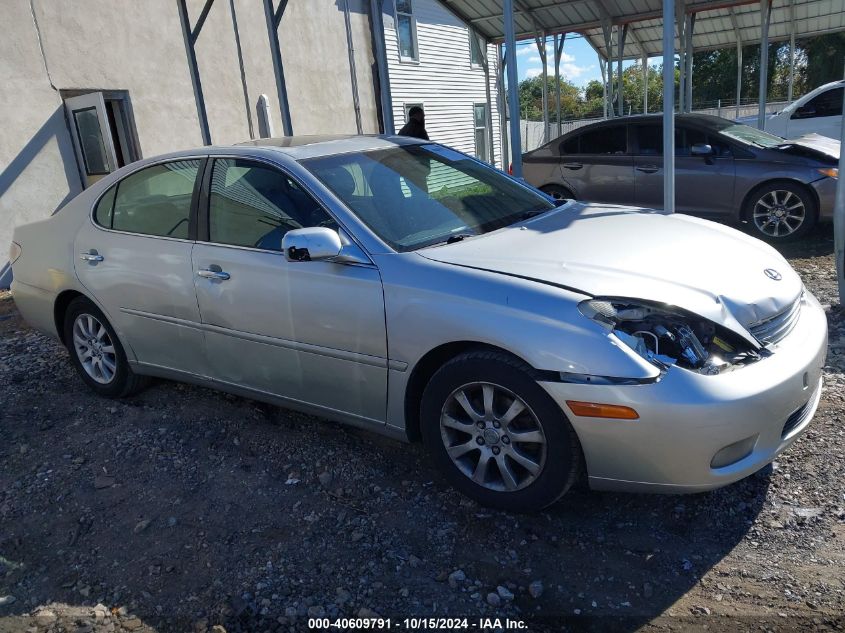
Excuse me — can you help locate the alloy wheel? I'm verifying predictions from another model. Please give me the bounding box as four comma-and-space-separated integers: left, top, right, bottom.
440, 382, 547, 492
72, 313, 117, 385
752, 190, 806, 238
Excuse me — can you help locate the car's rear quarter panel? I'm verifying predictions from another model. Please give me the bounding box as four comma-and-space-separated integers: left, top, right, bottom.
10, 193, 95, 338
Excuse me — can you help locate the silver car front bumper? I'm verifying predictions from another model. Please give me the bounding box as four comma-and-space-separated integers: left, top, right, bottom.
540, 291, 828, 493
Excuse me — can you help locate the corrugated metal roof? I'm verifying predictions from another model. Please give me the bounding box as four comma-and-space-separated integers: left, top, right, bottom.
441, 0, 845, 59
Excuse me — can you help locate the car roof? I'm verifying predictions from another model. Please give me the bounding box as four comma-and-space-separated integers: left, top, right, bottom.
236, 134, 427, 159
526, 113, 734, 153
142, 135, 428, 165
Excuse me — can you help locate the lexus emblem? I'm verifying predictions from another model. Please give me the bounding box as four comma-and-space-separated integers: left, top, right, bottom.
764, 268, 782, 281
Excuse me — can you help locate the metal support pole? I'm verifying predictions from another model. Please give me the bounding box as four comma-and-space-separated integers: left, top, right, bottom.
729, 7, 743, 118
537, 33, 549, 143
554, 34, 564, 137
599, 57, 608, 118
263, 0, 293, 135
685, 13, 695, 111
677, 2, 686, 113
178, 0, 212, 145
617, 24, 628, 117
788, 0, 796, 103
663, 0, 675, 213
601, 19, 613, 117
370, 0, 394, 134
757, 0, 772, 130
476, 30, 496, 165
342, 0, 363, 134
736, 40, 743, 117
642, 53, 649, 114
498, 45, 510, 172
503, 0, 522, 177
835, 63, 845, 304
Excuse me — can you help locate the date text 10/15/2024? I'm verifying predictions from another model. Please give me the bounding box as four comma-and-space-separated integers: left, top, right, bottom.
308, 617, 529, 630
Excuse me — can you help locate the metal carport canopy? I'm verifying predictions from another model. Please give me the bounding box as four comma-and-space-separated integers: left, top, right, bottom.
440, 0, 844, 204
445, 0, 845, 56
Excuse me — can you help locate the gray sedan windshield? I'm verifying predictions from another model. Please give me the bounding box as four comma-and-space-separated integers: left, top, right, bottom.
718, 124, 784, 148
301, 144, 554, 251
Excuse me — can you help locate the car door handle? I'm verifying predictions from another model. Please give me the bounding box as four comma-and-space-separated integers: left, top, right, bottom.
562, 162, 583, 170
636, 165, 659, 174
79, 252, 104, 262
197, 269, 230, 281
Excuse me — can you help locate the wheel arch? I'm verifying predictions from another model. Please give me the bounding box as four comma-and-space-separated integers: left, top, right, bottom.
403, 341, 540, 443
54, 289, 87, 346
739, 178, 819, 222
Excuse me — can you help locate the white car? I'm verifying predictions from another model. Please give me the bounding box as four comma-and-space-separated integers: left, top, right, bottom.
738, 80, 844, 140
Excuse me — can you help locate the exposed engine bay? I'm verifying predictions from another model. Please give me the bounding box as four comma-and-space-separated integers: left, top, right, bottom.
580, 299, 765, 375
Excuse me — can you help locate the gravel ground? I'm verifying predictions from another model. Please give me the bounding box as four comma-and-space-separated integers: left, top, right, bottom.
1, 225, 844, 633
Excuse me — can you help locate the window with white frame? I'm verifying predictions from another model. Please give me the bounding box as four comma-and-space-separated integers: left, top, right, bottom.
395, 0, 418, 61
474, 103, 489, 162
404, 102, 423, 122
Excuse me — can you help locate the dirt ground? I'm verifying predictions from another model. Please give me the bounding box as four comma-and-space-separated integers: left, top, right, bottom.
1, 225, 844, 633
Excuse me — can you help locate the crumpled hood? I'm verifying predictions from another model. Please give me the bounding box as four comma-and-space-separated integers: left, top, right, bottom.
420, 203, 803, 342
784, 133, 840, 160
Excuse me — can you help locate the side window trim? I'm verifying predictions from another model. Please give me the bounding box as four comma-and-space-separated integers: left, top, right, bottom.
90, 156, 205, 242
199, 156, 347, 254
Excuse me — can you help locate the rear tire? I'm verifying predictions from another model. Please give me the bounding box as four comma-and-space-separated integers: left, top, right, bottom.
420, 350, 581, 512
63, 297, 148, 398
743, 181, 816, 243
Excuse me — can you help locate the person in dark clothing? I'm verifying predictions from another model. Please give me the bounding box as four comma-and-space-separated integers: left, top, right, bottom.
398, 106, 429, 140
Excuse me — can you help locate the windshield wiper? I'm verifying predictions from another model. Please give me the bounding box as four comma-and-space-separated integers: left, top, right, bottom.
446, 233, 474, 244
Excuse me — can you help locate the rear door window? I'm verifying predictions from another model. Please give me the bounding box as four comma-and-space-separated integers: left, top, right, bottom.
578, 125, 627, 154
96, 160, 200, 239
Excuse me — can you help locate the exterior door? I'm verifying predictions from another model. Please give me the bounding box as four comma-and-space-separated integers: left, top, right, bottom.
558, 123, 634, 204
65, 93, 120, 187
191, 157, 388, 423
74, 158, 208, 375
633, 124, 735, 216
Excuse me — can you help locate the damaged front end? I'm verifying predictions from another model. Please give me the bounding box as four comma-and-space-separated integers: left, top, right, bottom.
579, 298, 765, 376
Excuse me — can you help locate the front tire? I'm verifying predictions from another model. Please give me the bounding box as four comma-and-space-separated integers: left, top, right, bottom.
540, 184, 574, 201
420, 350, 581, 512
63, 297, 147, 398
744, 181, 816, 242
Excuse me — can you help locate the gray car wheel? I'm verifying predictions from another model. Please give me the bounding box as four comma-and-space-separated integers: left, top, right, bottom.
420, 349, 581, 512
745, 182, 816, 242
63, 297, 148, 398
540, 184, 574, 201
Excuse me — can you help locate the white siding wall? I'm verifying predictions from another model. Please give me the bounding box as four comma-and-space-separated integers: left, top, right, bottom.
383, 0, 502, 167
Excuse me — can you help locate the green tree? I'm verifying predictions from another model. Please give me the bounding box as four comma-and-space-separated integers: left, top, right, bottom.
518, 75, 582, 121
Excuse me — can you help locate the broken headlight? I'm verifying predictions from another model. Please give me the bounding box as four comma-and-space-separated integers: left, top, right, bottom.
578, 298, 760, 375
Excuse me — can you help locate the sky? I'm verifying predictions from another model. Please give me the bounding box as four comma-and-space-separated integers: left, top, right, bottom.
511, 34, 644, 89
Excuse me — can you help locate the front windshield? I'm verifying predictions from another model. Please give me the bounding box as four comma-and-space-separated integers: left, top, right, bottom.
301, 144, 554, 251
718, 123, 784, 148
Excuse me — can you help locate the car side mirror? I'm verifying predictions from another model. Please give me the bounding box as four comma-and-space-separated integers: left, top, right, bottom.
792, 106, 816, 120
690, 143, 713, 156
283, 227, 342, 262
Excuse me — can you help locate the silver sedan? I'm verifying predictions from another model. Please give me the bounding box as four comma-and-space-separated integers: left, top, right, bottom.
9, 135, 827, 511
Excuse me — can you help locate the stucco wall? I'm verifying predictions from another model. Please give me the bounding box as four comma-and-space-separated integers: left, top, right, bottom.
279, 0, 380, 134
0, 0, 85, 280
0, 0, 382, 286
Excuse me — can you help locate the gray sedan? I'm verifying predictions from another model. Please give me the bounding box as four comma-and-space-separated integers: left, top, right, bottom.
522, 113, 839, 242
10, 136, 826, 511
